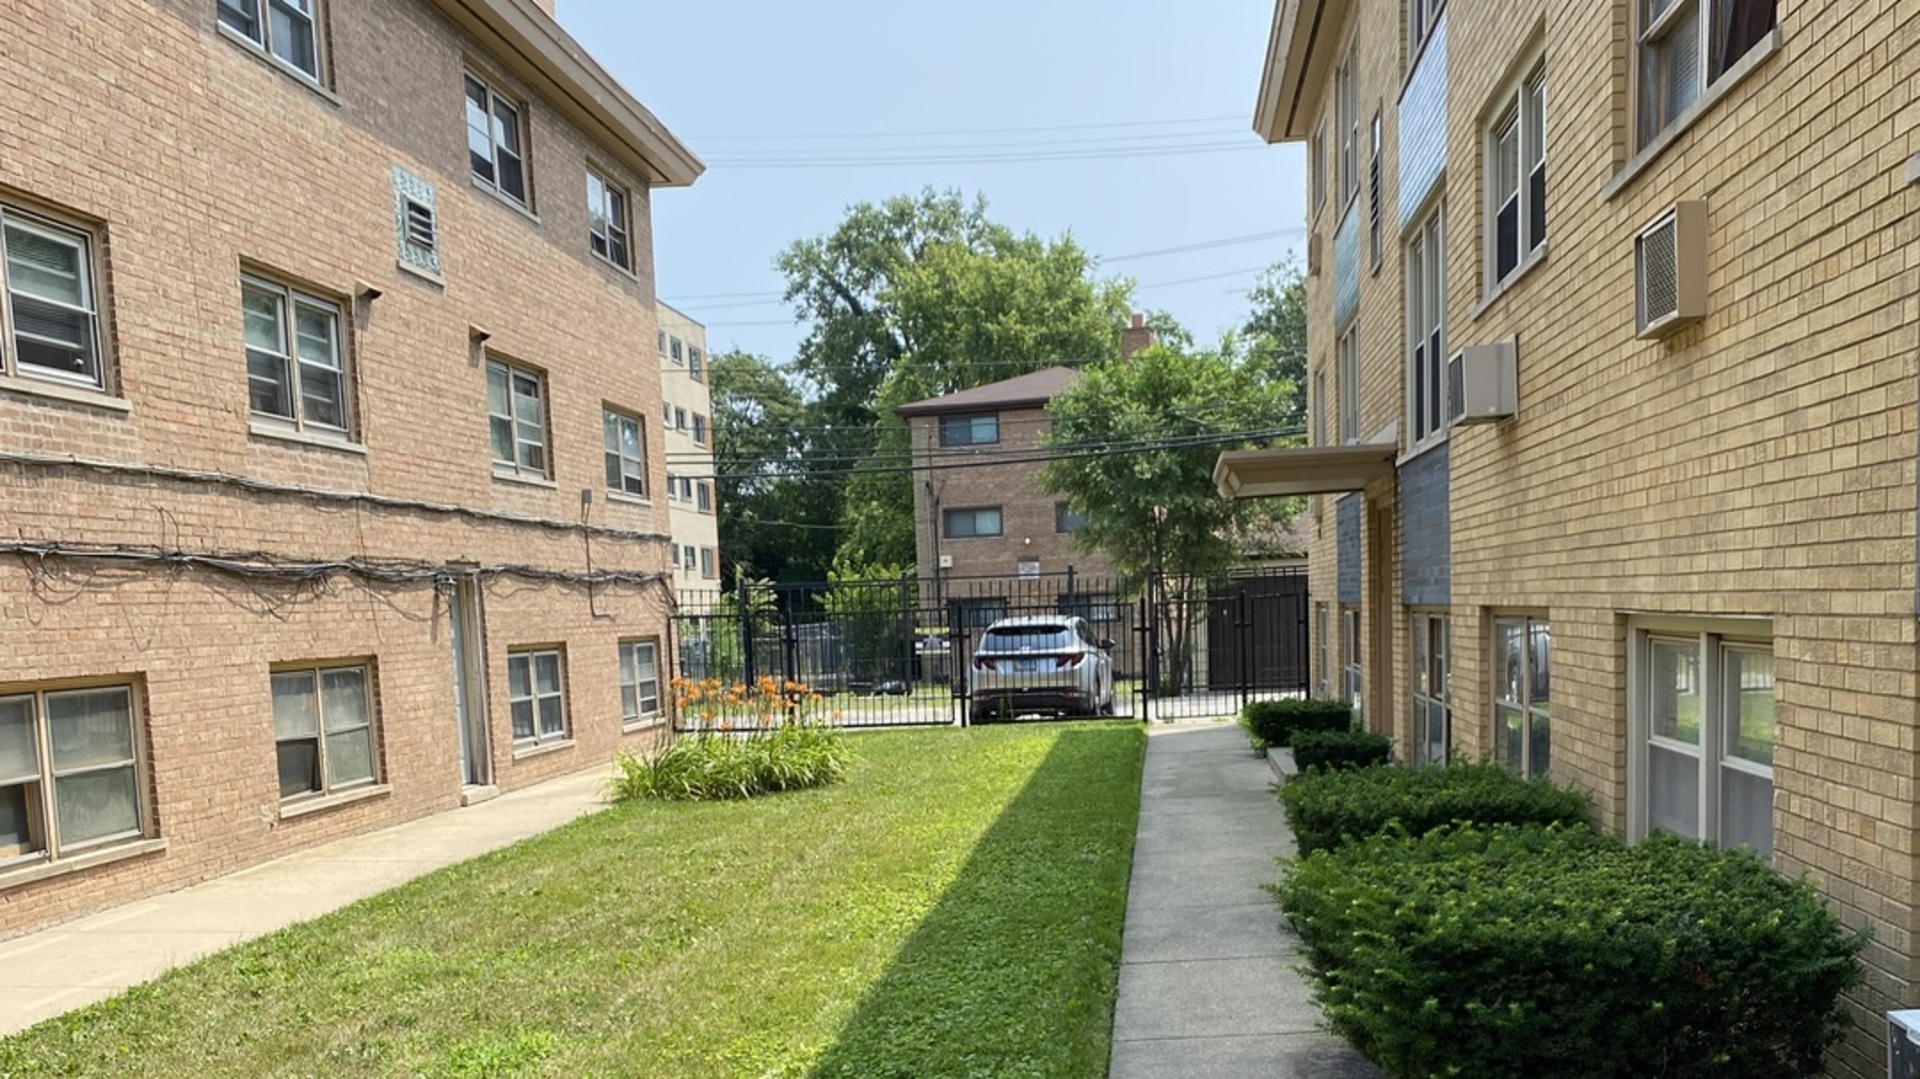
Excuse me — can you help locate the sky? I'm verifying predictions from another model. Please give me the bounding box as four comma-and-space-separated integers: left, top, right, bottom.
557, 0, 1308, 368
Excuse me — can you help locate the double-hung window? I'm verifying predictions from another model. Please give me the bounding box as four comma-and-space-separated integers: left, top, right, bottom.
218, 0, 321, 83
689, 347, 703, 380
1336, 47, 1359, 208
1411, 614, 1450, 764
1, 685, 145, 864
271, 664, 376, 801
1633, 621, 1773, 857
507, 649, 567, 746
939, 413, 999, 447
1310, 122, 1327, 212
487, 358, 549, 479
1054, 503, 1087, 534
1494, 616, 1551, 778
1311, 368, 1326, 447
243, 276, 349, 437
1487, 61, 1547, 286
586, 169, 631, 271
670, 337, 683, 365
699, 547, 716, 579
1408, 0, 1441, 58
465, 73, 528, 205
1, 206, 104, 390
1336, 330, 1359, 444
618, 640, 662, 726
603, 408, 645, 497
691, 413, 708, 446
696, 481, 712, 513
944, 507, 1002, 539
1637, 0, 1777, 149
1405, 212, 1445, 446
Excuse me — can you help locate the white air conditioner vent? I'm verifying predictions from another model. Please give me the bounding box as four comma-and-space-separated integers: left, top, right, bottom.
1446, 338, 1518, 427
1635, 201, 1707, 339
937, 554, 954, 570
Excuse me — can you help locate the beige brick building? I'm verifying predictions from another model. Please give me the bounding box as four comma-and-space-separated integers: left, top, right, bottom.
0, 0, 698, 938
1219, 0, 1920, 1072
656, 302, 719, 587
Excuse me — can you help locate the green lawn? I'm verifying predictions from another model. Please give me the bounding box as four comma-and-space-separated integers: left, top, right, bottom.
0, 723, 1146, 1079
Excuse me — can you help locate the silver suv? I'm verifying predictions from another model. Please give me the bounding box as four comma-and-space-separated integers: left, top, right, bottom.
968, 615, 1115, 723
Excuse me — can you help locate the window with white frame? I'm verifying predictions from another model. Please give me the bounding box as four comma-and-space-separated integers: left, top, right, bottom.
243, 275, 350, 437
670, 337, 683, 364
1408, 0, 1442, 58
1487, 60, 1547, 286
1412, 613, 1450, 764
1311, 121, 1327, 211
696, 481, 712, 513
1405, 211, 1445, 446
0, 684, 145, 863
1341, 607, 1363, 722
1315, 603, 1331, 697
507, 649, 567, 746
678, 475, 693, 500
2, 206, 104, 390
618, 640, 662, 726
586, 168, 630, 271
486, 358, 548, 479
465, 73, 527, 205
1336, 47, 1359, 207
217, 0, 321, 82
689, 347, 703, 380
1311, 367, 1326, 447
1633, 622, 1773, 857
603, 408, 645, 497
656, 329, 667, 357
1336, 330, 1359, 444
1637, 0, 1777, 150
1494, 615, 1551, 778
271, 664, 376, 801
699, 547, 716, 579
682, 545, 697, 571
944, 506, 1002, 539
939, 413, 999, 447
674, 406, 687, 432
1368, 112, 1383, 269
664, 471, 677, 501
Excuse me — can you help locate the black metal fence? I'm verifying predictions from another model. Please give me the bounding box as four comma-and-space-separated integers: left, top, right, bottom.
670, 566, 1307, 730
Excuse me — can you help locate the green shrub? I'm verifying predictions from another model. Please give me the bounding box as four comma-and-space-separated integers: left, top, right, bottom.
1240, 698, 1352, 748
1272, 824, 1868, 1079
1278, 760, 1589, 855
612, 724, 851, 801
1290, 729, 1391, 771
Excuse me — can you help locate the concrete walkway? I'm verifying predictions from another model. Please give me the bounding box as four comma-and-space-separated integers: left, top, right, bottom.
1109, 722, 1382, 1079
0, 768, 610, 1037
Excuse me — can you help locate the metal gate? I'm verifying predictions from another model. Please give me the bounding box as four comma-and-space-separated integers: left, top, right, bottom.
1133, 566, 1310, 723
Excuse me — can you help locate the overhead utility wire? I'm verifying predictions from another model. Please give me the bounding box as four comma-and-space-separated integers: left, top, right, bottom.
687, 114, 1247, 141
703, 143, 1262, 169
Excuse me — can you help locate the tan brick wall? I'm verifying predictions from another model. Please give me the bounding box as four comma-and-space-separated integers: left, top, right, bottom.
0, 0, 678, 937
1291, 1, 1920, 1073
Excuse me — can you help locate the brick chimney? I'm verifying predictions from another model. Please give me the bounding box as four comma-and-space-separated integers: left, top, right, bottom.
1120, 313, 1155, 359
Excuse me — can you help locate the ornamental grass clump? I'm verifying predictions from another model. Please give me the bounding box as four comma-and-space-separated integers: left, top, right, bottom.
613, 677, 852, 801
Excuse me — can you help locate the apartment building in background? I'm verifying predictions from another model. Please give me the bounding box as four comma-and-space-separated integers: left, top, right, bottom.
1215, 1, 1920, 1072
656, 303, 719, 586
0, 0, 698, 938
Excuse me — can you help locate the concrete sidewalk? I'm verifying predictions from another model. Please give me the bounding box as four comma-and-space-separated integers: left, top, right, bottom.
1108, 722, 1381, 1079
0, 767, 611, 1037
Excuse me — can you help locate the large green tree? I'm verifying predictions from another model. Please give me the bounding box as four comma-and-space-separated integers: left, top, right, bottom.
1242, 260, 1309, 429
707, 350, 834, 585
1040, 336, 1294, 693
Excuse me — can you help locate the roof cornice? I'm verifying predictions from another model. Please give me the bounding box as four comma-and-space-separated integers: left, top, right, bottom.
1251, 0, 1350, 145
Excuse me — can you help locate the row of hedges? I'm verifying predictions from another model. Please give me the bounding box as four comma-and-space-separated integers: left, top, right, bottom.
1241, 698, 1352, 748
1289, 729, 1391, 771
1271, 764, 1868, 1079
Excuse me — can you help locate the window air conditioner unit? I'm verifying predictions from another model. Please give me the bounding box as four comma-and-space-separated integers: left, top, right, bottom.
937, 554, 954, 570
1446, 338, 1518, 427
1635, 200, 1708, 339
1889, 1010, 1920, 1079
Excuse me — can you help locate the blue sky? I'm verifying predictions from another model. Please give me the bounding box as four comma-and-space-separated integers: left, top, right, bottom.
558, 0, 1308, 366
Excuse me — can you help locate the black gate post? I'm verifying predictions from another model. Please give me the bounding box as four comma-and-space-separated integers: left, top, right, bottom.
1237, 585, 1252, 716
738, 577, 756, 687
1135, 591, 1155, 723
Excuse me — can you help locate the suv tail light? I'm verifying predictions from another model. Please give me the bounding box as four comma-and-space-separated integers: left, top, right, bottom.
973, 657, 997, 672
1056, 654, 1084, 669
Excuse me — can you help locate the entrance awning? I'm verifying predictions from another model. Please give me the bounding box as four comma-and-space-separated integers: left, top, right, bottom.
1213, 444, 1397, 499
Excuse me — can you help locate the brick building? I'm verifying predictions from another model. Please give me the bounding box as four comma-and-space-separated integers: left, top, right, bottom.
656, 302, 719, 586
1216, 0, 1920, 1071
0, 0, 698, 937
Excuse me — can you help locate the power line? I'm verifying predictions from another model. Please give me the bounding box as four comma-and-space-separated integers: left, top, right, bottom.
703, 142, 1263, 169
687, 114, 1247, 142
1103, 229, 1306, 263
702, 129, 1248, 159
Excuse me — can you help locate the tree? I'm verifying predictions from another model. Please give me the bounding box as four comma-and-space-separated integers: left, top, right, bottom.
707, 350, 835, 584
1243, 261, 1309, 429
1040, 336, 1294, 694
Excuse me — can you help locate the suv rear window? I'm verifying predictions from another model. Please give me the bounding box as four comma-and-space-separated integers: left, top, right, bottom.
981, 625, 1073, 652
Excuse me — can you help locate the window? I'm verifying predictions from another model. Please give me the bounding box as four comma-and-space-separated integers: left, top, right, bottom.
507, 649, 567, 746
680, 476, 694, 500
243, 276, 349, 436
682, 545, 697, 570
1408, 0, 1441, 57
585, 169, 630, 271
699, 547, 716, 579
1055, 503, 1088, 534
0, 684, 144, 864
670, 337, 683, 364
674, 406, 687, 432
603, 409, 645, 497
691, 413, 708, 446
1336, 330, 1359, 444
1633, 623, 1773, 857
1405, 211, 1445, 445
663, 401, 672, 425
487, 358, 548, 479
1, 206, 104, 390
618, 640, 662, 726
1487, 61, 1547, 285
1336, 47, 1359, 207
465, 73, 527, 205
1311, 367, 1326, 447
1341, 607, 1363, 722
944, 507, 1002, 539
1411, 614, 1450, 764
271, 665, 375, 801
938, 413, 999, 447
1368, 112, 1383, 269
1493, 616, 1551, 778
217, 0, 321, 82
1311, 122, 1327, 210
1315, 604, 1331, 697
656, 329, 667, 357
664, 471, 677, 501
1637, 0, 1777, 149
696, 481, 712, 513
689, 347, 703, 380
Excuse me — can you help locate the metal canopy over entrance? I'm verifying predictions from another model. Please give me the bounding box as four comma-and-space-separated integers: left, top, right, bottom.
1213, 444, 1397, 499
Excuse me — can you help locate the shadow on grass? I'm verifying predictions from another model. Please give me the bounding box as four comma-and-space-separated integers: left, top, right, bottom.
806, 723, 1146, 1079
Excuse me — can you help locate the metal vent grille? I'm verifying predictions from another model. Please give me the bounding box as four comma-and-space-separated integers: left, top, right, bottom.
1637, 214, 1678, 330
1446, 352, 1465, 424
404, 200, 437, 252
